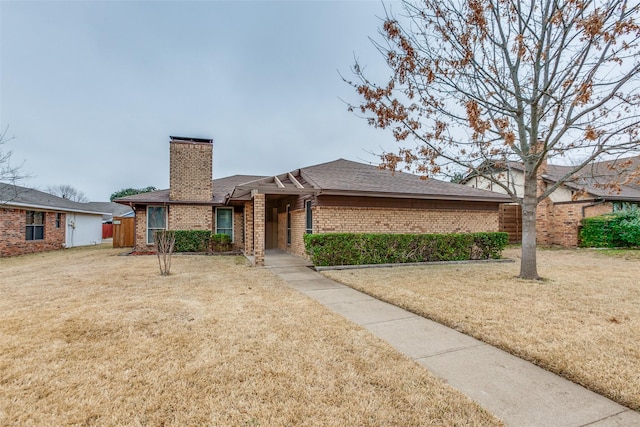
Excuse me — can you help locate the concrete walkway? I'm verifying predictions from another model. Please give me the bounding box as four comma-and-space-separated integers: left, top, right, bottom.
263, 250, 640, 427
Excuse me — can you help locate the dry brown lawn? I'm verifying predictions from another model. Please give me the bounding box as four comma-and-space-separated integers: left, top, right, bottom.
323, 247, 640, 412
0, 245, 502, 426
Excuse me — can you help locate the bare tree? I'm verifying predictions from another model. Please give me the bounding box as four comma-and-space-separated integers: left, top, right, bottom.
154, 230, 175, 276
0, 126, 29, 205
346, 0, 640, 279
46, 184, 89, 203
0, 126, 26, 187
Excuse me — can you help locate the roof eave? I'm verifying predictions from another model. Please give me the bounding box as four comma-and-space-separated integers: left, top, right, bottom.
0, 200, 109, 215
318, 190, 511, 203
114, 199, 220, 206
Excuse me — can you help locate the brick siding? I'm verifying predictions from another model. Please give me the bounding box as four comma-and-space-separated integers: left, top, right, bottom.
0, 208, 65, 257
537, 201, 613, 247
316, 206, 498, 233
253, 193, 265, 266
233, 210, 244, 250
535, 164, 615, 246
169, 205, 212, 231
277, 209, 307, 257
169, 141, 213, 202
134, 208, 149, 252
278, 205, 499, 258
244, 201, 253, 256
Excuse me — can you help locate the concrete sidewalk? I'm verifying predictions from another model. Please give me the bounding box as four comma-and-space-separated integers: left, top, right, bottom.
263, 250, 640, 427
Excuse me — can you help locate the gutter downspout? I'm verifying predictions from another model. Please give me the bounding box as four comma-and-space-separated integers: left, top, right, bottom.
581, 199, 606, 218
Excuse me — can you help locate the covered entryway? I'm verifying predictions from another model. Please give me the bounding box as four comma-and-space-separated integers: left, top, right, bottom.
231, 172, 317, 266
265, 205, 279, 249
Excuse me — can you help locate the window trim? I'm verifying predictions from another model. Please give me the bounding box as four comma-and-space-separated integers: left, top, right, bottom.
215, 207, 234, 242
26, 210, 45, 241
55, 213, 62, 228
146, 205, 167, 245
305, 200, 313, 234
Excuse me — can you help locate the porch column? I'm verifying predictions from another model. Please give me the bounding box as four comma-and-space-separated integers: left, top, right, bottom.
253, 192, 265, 266
244, 200, 254, 256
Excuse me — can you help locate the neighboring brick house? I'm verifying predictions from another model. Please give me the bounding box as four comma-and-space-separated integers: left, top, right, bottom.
116, 136, 510, 265
463, 156, 640, 247
0, 183, 108, 257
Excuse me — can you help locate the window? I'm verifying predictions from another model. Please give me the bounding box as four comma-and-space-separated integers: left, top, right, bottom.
26, 211, 44, 240
613, 202, 639, 212
147, 206, 167, 244
305, 200, 313, 234
55, 213, 62, 228
216, 208, 233, 241
286, 204, 291, 245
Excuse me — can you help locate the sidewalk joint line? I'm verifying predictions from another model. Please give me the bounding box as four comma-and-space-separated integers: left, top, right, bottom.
414, 343, 488, 360
579, 409, 631, 426
361, 314, 419, 326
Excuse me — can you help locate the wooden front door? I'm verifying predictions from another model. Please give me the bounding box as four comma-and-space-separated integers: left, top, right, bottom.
265, 207, 278, 249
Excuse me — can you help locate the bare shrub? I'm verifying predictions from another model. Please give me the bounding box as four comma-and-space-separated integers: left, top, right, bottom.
154, 230, 175, 276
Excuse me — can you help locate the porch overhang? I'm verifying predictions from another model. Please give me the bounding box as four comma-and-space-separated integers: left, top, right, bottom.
227, 171, 318, 202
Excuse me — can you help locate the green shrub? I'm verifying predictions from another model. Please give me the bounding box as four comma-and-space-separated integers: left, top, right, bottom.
211, 233, 232, 252
580, 210, 640, 248
173, 230, 212, 252
618, 215, 640, 246
304, 232, 509, 266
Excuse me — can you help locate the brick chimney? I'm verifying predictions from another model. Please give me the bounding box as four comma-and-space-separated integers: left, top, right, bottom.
169, 136, 213, 202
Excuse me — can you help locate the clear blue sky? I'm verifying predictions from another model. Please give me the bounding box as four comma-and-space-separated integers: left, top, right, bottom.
1, 0, 398, 201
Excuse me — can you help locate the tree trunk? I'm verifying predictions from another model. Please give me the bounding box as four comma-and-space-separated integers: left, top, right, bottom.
519, 173, 540, 280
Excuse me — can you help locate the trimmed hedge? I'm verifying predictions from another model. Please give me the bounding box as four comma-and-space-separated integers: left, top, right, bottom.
211, 233, 232, 252
304, 232, 509, 267
173, 230, 212, 252
580, 210, 640, 248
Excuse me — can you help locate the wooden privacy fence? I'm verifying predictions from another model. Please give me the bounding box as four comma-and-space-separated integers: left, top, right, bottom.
102, 223, 113, 239
113, 217, 135, 248
499, 204, 522, 243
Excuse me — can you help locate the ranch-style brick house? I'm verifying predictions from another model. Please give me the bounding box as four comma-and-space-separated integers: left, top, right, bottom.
0, 183, 108, 257
115, 136, 510, 265
463, 156, 640, 247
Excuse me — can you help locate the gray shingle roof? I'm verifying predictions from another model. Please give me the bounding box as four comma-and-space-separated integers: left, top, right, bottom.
116, 159, 511, 205
229, 159, 510, 202
298, 159, 510, 201
114, 189, 171, 204
114, 175, 266, 205
84, 202, 134, 220
0, 183, 109, 214
213, 175, 267, 203
505, 156, 640, 200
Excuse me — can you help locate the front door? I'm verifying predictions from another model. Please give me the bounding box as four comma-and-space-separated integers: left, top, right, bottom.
265, 207, 278, 249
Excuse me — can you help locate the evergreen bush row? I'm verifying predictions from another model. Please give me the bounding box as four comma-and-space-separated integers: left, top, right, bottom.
580, 210, 640, 248
303, 232, 509, 266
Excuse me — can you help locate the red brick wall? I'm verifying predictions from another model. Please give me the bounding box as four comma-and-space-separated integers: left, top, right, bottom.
547, 201, 613, 247
535, 197, 555, 245
0, 208, 65, 257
